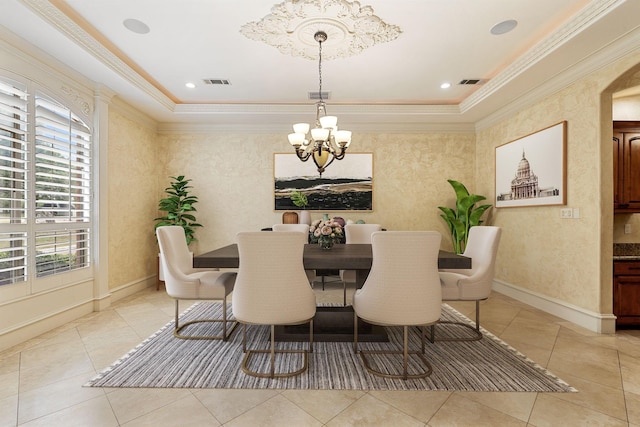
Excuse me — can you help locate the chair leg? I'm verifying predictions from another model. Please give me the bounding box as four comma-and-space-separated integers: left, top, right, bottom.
222, 297, 228, 338
428, 300, 483, 342
353, 312, 359, 353
402, 325, 409, 378
242, 323, 247, 353
269, 325, 276, 377
343, 280, 347, 306
357, 323, 433, 380
241, 319, 313, 378
173, 299, 239, 341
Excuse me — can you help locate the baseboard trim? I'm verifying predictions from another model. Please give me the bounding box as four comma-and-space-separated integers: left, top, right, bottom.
493, 279, 617, 334
0, 301, 94, 352
110, 275, 157, 302
0, 276, 157, 353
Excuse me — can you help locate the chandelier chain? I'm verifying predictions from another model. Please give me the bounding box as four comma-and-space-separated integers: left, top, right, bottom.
318, 38, 323, 102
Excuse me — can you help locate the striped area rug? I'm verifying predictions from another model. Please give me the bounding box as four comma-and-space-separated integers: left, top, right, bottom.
85, 303, 575, 392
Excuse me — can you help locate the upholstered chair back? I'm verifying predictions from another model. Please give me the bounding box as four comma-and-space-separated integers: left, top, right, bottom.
233, 231, 316, 325
353, 231, 442, 326
272, 223, 310, 234
440, 226, 502, 300
156, 226, 201, 299
344, 224, 382, 244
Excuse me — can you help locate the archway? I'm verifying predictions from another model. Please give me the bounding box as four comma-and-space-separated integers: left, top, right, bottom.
600, 63, 640, 329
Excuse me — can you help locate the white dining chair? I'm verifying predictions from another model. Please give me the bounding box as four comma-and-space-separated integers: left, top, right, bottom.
353, 231, 442, 379
156, 226, 237, 340
435, 226, 502, 341
233, 231, 317, 378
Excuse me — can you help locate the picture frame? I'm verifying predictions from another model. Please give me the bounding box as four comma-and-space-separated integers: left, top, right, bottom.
495, 121, 567, 208
274, 152, 373, 211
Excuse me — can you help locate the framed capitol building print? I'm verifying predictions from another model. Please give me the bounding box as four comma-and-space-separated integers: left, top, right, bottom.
495, 121, 567, 208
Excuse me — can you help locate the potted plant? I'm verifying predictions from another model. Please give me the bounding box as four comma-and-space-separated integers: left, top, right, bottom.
438, 179, 492, 254
154, 175, 202, 245
291, 190, 311, 225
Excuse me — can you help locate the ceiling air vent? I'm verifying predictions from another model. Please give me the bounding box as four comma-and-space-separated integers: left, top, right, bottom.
458, 79, 484, 85
203, 79, 231, 85
309, 91, 331, 100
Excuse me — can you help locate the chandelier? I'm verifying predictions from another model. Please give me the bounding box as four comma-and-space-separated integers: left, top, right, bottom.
287, 31, 352, 177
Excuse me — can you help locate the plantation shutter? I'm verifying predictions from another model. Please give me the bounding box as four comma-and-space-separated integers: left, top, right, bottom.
34, 93, 91, 276
34, 94, 91, 223
0, 79, 29, 284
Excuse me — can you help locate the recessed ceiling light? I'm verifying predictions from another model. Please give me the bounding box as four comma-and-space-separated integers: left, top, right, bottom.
440, 82, 451, 89
123, 18, 150, 34
490, 19, 517, 35
185, 82, 196, 89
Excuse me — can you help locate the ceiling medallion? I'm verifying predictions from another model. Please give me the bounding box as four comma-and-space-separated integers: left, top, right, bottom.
240, 0, 402, 60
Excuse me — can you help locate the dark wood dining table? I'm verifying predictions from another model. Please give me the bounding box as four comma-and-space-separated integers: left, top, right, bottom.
194, 243, 471, 286
193, 243, 471, 342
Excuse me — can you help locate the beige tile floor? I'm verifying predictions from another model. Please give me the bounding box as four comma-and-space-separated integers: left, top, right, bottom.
2, 278, 640, 426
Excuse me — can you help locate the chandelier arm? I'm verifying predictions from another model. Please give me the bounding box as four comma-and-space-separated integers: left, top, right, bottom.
295, 148, 312, 162
332, 148, 347, 160
325, 138, 339, 154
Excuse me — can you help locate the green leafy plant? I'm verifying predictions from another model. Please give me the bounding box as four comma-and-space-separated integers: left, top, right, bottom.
290, 190, 308, 208
154, 175, 202, 245
438, 179, 492, 254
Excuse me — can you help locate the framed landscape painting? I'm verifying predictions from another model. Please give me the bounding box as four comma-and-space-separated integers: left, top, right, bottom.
495, 121, 566, 208
274, 153, 373, 211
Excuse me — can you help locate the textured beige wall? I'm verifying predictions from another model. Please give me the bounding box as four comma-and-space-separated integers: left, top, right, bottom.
155, 132, 477, 254
613, 95, 640, 121
476, 52, 640, 315
108, 110, 159, 290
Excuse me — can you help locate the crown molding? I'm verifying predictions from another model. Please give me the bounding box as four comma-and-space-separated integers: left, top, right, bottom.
476, 23, 640, 131
20, 0, 177, 112
157, 119, 475, 135
172, 103, 461, 115
463, 0, 623, 115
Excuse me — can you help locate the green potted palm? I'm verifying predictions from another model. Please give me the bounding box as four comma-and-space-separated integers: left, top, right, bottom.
438, 179, 492, 254
154, 175, 202, 245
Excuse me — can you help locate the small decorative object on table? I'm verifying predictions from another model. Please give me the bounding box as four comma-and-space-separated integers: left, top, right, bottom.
282, 211, 298, 224
290, 190, 311, 225
309, 218, 344, 250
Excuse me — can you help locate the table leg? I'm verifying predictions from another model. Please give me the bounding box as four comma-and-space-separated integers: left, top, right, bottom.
356, 269, 369, 288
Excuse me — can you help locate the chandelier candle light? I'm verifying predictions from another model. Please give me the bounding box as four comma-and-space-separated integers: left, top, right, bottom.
288, 31, 352, 176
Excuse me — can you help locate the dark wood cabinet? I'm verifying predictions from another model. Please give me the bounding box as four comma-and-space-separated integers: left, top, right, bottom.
614, 121, 640, 212
614, 261, 640, 327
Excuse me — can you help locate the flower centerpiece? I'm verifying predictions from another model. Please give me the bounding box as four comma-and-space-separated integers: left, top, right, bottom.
309, 218, 344, 250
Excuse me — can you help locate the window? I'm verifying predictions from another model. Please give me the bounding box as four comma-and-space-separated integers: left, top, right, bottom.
0, 76, 92, 289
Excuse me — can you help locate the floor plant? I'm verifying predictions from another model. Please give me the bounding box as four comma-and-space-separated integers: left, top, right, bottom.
438, 179, 492, 254
154, 175, 202, 245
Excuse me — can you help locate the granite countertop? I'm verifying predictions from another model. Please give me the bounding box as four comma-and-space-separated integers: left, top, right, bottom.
613, 243, 640, 261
